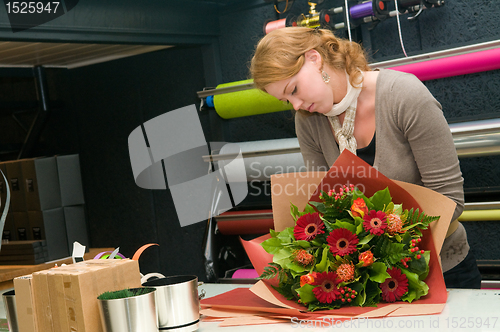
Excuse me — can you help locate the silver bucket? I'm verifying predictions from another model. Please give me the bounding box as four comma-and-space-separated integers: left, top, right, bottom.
2, 290, 18, 332
142, 275, 199, 332
98, 287, 157, 332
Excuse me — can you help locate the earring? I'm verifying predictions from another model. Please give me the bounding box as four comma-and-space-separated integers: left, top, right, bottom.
321, 70, 330, 84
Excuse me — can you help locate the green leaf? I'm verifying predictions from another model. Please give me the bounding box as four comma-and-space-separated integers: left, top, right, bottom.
315, 246, 331, 273
277, 227, 295, 243
296, 284, 316, 304
348, 281, 365, 307
408, 251, 430, 280
369, 188, 392, 211
400, 268, 429, 303
402, 208, 440, 232
261, 237, 284, 254
384, 202, 395, 214
408, 253, 428, 276
385, 242, 407, 265
353, 217, 365, 234
286, 262, 307, 276
393, 204, 403, 215
363, 279, 382, 306
273, 247, 293, 264
367, 262, 390, 283
311, 239, 323, 247
358, 233, 374, 245
294, 240, 311, 248
331, 219, 357, 233
290, 203, 299, 221
304, 204, 317, 214
259, 263, 282, 280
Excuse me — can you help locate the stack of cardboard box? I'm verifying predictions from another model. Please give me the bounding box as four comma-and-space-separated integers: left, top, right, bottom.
0, 154, 89, 262
14, 259, 142, 332
0, 240, 48, 265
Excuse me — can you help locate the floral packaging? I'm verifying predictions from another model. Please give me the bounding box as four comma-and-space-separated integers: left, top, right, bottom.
201, 151, 455, 320
242, 151, 454, 317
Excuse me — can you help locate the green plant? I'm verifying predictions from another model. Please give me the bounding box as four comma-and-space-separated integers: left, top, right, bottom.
97, 287, 155, 300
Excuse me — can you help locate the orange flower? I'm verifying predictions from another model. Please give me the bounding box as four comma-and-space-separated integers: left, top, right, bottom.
359, 250, 374, 267
387, 213, 404, 234
300, 272, 317, 287
351, 198, 368, 218
293, 249, 315, 266
336, 263, 355, 282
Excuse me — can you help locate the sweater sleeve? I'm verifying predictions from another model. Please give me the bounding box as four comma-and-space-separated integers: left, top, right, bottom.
295, 112, 330, 171
390, 73, 464, 220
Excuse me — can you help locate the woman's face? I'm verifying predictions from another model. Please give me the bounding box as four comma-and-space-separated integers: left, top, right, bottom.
265, 50, 344, 114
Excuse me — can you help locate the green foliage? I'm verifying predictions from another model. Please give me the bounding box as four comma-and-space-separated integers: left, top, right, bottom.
296, 284, 316, 304
400, 268, 429, 303
98, 288, 154, 300
259, 262, 286, 282
260, 185, 437, 312
402, 208, 440, 236
367, 262, 391, 283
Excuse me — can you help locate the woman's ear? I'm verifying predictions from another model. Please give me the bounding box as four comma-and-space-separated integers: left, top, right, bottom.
304, 49, 322, 70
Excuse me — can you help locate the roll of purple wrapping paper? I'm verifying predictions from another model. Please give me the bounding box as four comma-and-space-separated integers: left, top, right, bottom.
350, 1, 375, 20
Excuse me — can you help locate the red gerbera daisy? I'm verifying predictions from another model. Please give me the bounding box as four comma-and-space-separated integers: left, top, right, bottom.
294, 213, 325, 241
312, 272, 341, 303
380, 267, 408, 302
326, 228, 359, 256
363, 210, 388, 235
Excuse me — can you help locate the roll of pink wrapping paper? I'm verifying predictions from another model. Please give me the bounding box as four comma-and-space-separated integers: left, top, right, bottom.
388, 48, 500, 81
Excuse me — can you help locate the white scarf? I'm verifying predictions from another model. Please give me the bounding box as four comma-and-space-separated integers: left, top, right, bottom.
325, 72, 362, 154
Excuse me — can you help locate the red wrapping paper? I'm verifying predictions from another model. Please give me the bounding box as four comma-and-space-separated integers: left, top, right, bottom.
202, 151, 455, 319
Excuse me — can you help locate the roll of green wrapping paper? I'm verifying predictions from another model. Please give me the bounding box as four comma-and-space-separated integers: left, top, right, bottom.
213, 79, 293, 119
458, 209, 500, 222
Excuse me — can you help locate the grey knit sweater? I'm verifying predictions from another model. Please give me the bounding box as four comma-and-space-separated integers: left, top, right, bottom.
295, 69, 468, 272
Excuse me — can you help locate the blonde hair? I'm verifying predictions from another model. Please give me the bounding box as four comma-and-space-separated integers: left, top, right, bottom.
250, 27, 371, 91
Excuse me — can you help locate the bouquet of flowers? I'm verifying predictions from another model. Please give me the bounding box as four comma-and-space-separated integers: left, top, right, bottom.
259, 184, 439, 311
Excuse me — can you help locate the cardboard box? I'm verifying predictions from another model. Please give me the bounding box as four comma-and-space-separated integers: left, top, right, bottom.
13, 274, 39, 332
13, 211, 30, 241
21, 157, 62, 211
63, 206, 89, 250
4, 160, 26, 212
56, 155, 85, 206
3, 213, 16, 241
32, 259, 141, 332
0, 240, 48, 265
28, 208, 69, 261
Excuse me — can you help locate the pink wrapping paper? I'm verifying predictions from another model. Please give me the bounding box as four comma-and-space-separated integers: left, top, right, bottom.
389, 47, 500, 81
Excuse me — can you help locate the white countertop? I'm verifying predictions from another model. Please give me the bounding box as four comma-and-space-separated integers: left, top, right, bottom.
198, 283, 500, 332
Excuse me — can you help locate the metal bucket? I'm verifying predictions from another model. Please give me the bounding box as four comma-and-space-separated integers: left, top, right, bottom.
142, 275, 199, 332
98, 287, 157, 332
2, 290, 19, 332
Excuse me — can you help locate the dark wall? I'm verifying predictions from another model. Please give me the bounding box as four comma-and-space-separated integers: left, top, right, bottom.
40, 46, 210, 278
